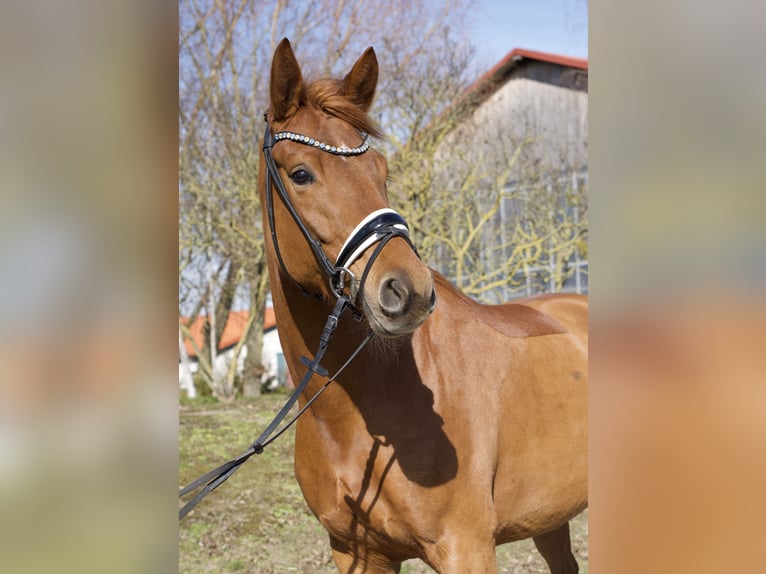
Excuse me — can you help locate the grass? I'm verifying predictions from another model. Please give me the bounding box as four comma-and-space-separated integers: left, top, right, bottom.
179, 396, 587, 573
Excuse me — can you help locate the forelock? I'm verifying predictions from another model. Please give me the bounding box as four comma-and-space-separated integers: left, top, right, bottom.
305, 78, 382, 139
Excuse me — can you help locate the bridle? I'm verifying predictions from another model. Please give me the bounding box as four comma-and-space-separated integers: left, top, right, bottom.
262, 120, 416, 304
179, 117, 432, 520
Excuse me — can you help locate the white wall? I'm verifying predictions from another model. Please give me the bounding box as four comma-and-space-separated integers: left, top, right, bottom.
178, 328, 284, 391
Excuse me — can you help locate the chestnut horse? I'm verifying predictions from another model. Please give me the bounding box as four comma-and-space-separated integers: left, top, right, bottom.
259, 39, 587, 574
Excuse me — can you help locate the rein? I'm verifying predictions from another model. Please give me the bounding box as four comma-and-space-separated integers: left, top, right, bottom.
179, 119, 418, 520
179, 295, 370, 520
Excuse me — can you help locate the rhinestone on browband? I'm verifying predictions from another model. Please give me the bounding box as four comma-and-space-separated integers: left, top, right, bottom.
272, 130, 370, 156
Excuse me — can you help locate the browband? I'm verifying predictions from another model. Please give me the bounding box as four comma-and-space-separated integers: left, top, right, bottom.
272, 130, 370, 156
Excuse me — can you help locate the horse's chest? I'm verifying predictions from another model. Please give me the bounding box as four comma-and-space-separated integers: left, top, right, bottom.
295, 439, 421, 556
317, 472, 420, 557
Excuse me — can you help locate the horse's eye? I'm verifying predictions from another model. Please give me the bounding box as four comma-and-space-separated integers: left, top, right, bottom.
289, 168, 313, 186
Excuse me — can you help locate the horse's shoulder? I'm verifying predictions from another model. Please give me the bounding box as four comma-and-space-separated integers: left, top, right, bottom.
476, 299, 571, 339
433, 275, 581, 338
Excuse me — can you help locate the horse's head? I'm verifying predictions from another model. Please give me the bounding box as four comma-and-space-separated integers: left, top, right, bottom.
260, 39, 435, 337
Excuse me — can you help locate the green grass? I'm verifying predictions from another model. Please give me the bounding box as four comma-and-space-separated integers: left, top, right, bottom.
179, 397, 587, 573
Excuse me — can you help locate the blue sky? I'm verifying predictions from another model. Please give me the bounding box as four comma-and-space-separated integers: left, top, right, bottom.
469, 0, 588, 70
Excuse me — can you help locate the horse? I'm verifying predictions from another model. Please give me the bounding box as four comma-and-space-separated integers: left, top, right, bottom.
258, 38, 588, 574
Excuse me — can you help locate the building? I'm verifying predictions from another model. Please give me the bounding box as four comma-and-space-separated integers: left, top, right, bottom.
457, 48, 587, 171
429, 48, 588, 301
178, 307, 287, 397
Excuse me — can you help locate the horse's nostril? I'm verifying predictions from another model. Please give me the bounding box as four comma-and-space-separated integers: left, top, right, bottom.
379, 276, 410, 317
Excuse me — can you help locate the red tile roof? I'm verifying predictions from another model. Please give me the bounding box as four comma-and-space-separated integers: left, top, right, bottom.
466, 47, 588, 98
417, 47, 588, 141
180, 308, 276, 358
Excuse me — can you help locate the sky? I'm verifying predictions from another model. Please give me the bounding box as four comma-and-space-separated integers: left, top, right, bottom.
469, 0, 588, 71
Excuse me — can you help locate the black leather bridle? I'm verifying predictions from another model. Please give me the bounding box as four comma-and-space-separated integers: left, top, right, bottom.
261, 121, 417, 303
179, 118, 430, 520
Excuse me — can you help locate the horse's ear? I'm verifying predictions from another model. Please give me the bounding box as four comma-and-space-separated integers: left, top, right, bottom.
342, 47, 378, 112
270, 38, 304, 122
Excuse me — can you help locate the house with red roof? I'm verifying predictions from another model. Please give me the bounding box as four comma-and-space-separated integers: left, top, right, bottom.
178, 307, 286, 397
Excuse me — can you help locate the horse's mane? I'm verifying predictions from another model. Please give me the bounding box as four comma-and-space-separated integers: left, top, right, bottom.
304, 78, 383, 139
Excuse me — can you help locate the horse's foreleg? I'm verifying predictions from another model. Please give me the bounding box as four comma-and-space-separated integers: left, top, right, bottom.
422, 538, 498, 574
533, 522, 579, 574
329, 535, 401, 574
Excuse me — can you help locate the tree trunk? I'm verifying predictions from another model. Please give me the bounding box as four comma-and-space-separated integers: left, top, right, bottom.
198, 258, 240, 400
242, 268, 270, 397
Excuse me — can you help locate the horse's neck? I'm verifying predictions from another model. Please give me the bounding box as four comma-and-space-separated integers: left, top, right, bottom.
271, 276, 450, 464
271, 277, 381, 412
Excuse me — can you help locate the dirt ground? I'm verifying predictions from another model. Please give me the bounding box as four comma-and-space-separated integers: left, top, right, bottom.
179, 396, 588, 573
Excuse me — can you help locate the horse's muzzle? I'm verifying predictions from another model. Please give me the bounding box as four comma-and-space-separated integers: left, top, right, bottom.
365, 269, 435, 337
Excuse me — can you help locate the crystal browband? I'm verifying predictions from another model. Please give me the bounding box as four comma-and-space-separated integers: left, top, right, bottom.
272, 130, 370, 156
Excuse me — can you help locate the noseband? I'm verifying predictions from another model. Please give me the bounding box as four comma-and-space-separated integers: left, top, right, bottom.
262, 121, 417, 303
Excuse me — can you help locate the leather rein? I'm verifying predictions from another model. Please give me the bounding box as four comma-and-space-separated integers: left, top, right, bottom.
179, 119, 419, 520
